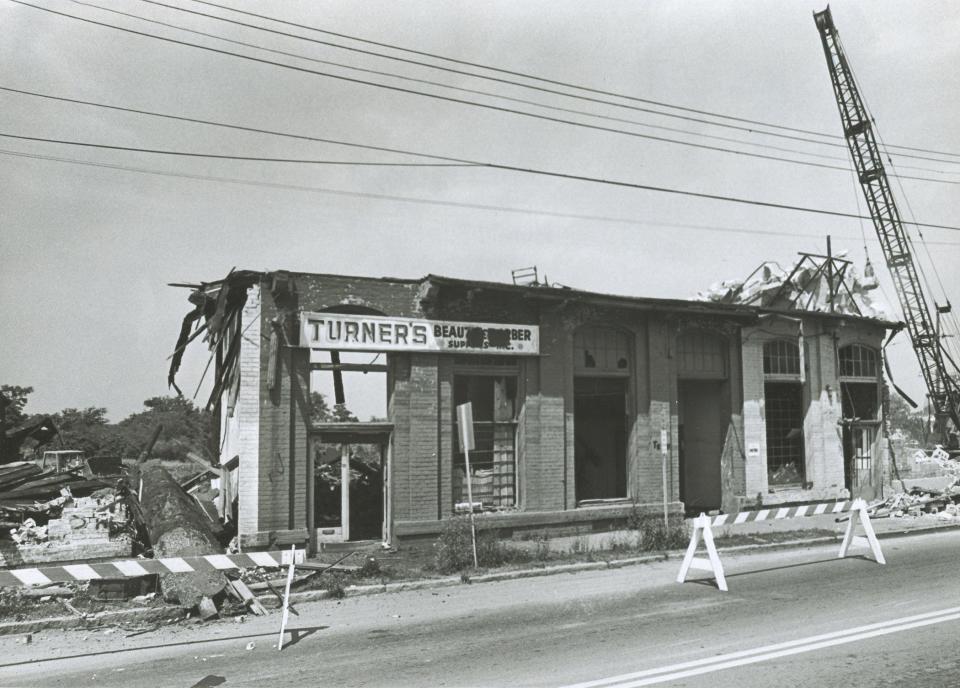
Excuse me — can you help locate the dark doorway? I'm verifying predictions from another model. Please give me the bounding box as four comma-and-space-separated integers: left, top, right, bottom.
313, 442, 383, 541
574, 377, 626, 502
841, 381, 880, 499
678, 381, 725, 512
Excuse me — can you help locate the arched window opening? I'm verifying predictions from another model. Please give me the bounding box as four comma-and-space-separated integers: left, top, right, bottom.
839, 344, 879, 379
677, 329, 727, 379
763, 339, 805, 485
574, 327, 630, 374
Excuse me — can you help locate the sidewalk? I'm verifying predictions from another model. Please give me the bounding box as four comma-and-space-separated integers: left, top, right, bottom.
1, 507, 956, 637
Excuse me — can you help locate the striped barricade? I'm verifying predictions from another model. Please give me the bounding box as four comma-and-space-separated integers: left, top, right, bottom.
1, 547, 307, 650
0, 549, 305, 587
677, 498, 884, 592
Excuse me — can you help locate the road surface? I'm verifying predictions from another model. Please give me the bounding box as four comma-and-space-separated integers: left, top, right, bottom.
2, 528, 959, 687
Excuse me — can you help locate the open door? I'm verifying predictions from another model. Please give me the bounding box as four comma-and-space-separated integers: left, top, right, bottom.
309, 424, 392, 546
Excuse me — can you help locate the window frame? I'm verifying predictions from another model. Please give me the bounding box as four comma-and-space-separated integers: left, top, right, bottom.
762, 339, 802, 379
573, 325, 632, 377
762, 338, 807, 487
451, 360, 522, 512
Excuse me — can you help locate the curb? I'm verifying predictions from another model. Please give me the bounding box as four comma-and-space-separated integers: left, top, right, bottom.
6, 521, 959, 634
0, 606, 185, 637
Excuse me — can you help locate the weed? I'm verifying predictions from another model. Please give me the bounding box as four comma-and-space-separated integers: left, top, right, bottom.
358, 556, 381, 578
533, 535, 551, 562
628, 508, 689, 551
434, 516, 527, 573
322, 572, 347, 599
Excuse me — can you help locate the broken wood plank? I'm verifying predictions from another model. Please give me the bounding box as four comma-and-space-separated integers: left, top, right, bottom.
229, 579, 269, 616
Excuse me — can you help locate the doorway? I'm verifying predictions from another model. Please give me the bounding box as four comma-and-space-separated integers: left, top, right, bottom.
309, 425, 392, 545
574, 377, 627, 502
678, 381, 724, 512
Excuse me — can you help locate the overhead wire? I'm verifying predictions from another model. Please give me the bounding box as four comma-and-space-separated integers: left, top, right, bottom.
12, 82, 960, 240
182, 0, 960, 161
0, 131, 475, 165
105, 0, 960, 167
7, 146, 960, 248
62, 0, 960, 180
4, 131, 960, 234
10, 0, 959, 185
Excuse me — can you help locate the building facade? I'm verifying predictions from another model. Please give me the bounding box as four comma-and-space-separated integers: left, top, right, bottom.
172, 270, 896, 550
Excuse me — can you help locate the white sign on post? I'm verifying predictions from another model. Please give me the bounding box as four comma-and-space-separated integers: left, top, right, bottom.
456, 402, 479, 568
457, 402, 475, 453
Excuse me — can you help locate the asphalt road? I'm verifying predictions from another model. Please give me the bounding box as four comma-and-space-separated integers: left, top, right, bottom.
2, 528, 959, 687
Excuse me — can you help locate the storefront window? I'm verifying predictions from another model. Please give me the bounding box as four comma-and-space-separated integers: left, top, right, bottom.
453, 375, 517, 509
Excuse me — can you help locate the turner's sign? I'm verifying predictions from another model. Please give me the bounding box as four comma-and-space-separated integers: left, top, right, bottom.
300, 313, 539, 355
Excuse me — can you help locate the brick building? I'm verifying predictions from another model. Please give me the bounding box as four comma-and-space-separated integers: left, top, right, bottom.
170, 268, 897, 550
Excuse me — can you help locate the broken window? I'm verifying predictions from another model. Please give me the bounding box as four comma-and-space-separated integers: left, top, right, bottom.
763, 340, 801, 376
838, 344, 879, 379
764, 382, 805, 485
762, 339, 805, 486
677, 329, 727, 379
574, 327, 630, 372
453, 375, 517, 509
839, 345, 880, 422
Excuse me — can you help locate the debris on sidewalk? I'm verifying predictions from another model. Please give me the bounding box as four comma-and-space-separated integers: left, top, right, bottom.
867, 479, 960, 520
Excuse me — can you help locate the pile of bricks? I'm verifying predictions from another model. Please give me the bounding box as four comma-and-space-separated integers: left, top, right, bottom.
0, 495, 133, 566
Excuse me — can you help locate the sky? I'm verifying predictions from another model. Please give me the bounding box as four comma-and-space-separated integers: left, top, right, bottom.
1, 0, 959, 422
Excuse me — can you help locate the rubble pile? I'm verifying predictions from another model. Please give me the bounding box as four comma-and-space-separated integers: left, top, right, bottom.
696, 255, 889, 319
869, 481, 960, 519
0, 490, 133, 566
0, 460, 117, 528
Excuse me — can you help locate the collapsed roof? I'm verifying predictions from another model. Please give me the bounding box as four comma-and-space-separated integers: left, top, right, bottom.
696, 251, 889, 320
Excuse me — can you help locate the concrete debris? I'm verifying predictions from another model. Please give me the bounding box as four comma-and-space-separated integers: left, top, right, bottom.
869, 476, 960, 520
1, 492, 133, 566
696, 255, 889, 319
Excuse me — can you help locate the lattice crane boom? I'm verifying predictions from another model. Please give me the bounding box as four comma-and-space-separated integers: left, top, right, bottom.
813, 6, 960, 438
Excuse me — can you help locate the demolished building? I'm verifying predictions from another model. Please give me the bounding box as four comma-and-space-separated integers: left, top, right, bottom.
170, 254, 900, 551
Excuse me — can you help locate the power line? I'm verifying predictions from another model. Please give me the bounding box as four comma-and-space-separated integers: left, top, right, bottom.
2, 84, 958, 233
4, 120, 960, 234
12, 1, 959, 185
63, 0, 960, 179
7, 145, 960, 247
183, 0, 960, 161
0, 132, 474, 166
122, 0, 960, 167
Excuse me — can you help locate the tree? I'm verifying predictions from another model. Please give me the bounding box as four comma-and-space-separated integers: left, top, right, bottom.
51, 407, 111, 455
309, 391, 358, 424
116, 396, 212, 461
0, 385, 33, 427
886, 393, 929, 446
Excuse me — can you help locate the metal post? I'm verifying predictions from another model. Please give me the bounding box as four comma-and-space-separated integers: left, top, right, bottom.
340, 444, 350, 542
827, 235, 834, 313
660, 427, 669, 529
463, 446, 479, 568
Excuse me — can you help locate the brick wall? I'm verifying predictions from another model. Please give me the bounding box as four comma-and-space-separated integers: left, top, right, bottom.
222, 283, 261, 536
388, 354, 441, 521
739, 316, 887, 506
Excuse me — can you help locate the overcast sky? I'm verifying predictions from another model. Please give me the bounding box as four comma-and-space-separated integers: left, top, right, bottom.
2, 0, 958, 422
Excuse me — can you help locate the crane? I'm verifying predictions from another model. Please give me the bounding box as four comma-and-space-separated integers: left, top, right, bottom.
813, 6, 960, 447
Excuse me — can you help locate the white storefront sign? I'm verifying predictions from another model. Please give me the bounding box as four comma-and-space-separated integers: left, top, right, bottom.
300, 312, 539, 355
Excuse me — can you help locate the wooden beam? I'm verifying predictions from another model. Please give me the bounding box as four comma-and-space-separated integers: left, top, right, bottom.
310, 363, 388, 373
